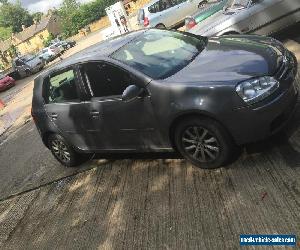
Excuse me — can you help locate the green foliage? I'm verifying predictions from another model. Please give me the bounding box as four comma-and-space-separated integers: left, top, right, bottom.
32, 12, 43, 23
59, 0, 81, 37
7, 44, 17, 58
0, 26, 12, 40
59, 0, 117, 37
0, 0, 33, 33
43, 33, 55, 47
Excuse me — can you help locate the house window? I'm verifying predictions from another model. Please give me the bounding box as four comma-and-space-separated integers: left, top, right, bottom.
26, 40, 31, 45
39, 34, 44, 40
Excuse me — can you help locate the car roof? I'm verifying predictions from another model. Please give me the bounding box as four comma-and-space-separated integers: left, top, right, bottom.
40, 30, 145, 78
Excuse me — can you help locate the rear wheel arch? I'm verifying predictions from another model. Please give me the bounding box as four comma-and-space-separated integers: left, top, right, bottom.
198, 0, 208, 9
155, 23, 166, 29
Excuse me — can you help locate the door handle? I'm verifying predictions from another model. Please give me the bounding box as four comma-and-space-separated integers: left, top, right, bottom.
50, 113, 58, 120
90, 111, 100, 118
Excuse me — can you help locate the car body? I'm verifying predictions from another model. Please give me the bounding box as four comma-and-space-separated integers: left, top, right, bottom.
189, 0, 300, 36
38, 47, 57, 63
0, 73, 15, 92
137, 0, 208, 28
50, 43, 64, 54
185, 0, 228, 30
61, 40, 76, 50
12, 54, 45, 78
32, 29, 298, 169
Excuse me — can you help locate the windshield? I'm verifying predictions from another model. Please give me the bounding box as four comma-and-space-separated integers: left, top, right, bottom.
225, 0, 250, 10
111, 29, 207, 79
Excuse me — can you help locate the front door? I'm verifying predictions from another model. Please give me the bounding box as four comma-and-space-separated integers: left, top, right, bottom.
79, 62, 162, 151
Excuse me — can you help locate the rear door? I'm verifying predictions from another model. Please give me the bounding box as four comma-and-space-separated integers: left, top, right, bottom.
43, 67, 93, 150
173, 0, 198, 23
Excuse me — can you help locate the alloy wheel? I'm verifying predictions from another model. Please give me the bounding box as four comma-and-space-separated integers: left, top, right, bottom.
181, 126, 220, 162
51, 139, 71, 163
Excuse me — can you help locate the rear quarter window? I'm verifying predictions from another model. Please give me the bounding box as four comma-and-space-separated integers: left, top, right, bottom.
138, 9, 144, 20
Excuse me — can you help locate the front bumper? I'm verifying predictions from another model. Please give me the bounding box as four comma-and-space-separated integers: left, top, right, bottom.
226, 74, 299, 145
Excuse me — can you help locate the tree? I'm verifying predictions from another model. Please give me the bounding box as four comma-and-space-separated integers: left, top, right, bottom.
0, 26, 12, 40
43, 33, 55, 47
32, 12, 43, 23
58, 0, 117, 37
0, 1, 33, 33
59, 0, 80, 37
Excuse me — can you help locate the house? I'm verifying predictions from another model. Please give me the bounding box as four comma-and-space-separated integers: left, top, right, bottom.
11, 13, 62, 55
0, 38, 13, 70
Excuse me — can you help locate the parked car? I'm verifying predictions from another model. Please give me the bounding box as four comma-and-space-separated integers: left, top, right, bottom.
38, 47, 57, 63
188, 0, 300, 36
61, 40, 76, 50
32, 29, 298, 169
185, 0, 228, 31
12, 54, 45, 78
49, 43, 64, 54
137, 0, 209, 29
0, 73, 15, 92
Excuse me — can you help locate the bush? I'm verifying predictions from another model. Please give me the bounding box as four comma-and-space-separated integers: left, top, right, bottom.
43, 33, 55, 47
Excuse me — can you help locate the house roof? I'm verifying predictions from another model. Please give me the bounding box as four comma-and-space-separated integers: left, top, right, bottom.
13, 15, 52, 44
0, 38, 12, 52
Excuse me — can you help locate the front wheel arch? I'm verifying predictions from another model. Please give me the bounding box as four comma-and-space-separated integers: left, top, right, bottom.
169, 112, 233, 151
221, 31, 241, 36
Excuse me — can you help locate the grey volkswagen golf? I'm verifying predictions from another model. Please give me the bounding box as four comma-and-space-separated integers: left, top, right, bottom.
32, 29, 298, 169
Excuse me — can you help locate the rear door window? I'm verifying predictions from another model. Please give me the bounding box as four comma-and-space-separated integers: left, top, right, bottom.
149, 0, 172, 12
44, 69, 79, 104
148, 1, 160, 13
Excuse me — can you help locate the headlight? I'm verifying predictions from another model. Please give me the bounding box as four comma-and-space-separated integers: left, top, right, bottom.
236, 76, 279, 104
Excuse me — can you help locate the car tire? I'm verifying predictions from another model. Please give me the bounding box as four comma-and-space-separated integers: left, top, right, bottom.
156, 24, 166, 29
48, 134, 90, 167
25, 69, 31, 77
174, 117, 235, 169
198, 0, 207, 9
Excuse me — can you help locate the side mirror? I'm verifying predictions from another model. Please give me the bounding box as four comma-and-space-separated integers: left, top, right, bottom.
122, 85, 144, 102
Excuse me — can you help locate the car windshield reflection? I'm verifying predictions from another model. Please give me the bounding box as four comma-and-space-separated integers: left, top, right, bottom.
111, 29, 207, 79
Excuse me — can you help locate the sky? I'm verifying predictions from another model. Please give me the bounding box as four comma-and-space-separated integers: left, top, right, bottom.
15, 0, 93, 13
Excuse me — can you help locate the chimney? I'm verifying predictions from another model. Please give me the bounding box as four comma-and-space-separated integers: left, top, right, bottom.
22, 25, 26, 31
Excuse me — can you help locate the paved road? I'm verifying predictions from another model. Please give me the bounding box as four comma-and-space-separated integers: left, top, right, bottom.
0, 110, 300, 249
0, 27, 300, 248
